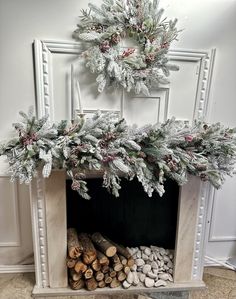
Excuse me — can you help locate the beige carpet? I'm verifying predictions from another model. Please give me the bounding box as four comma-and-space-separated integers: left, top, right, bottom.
0, 267, 236, 299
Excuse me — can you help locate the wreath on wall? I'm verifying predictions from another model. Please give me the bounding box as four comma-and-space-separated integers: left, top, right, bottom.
73, 0, 179, 95
1, 108, 236, 199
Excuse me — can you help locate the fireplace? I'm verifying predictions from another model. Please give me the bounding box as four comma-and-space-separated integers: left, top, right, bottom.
30, 170, 207, 297
66, 178, 179, 249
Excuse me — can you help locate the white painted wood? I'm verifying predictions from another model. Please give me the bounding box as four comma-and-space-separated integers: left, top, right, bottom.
33, 40, 215, 126
0, 177, 20, 247
30, 176, 49, 288
0, 265, 35, 273
44, 171, 67, 288
32, 281, 205, 298
174, 176, 202, 282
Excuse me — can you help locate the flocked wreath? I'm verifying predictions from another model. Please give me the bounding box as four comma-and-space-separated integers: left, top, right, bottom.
73, 0, 179, 95
1, 108, 236, 200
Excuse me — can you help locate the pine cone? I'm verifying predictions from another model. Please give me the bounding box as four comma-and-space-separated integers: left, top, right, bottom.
111, 33, 121, 45
99, 40, 110, 53
145, 53, 156, 64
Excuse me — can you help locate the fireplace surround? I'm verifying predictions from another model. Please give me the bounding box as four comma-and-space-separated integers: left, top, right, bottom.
30, 170, 208, 297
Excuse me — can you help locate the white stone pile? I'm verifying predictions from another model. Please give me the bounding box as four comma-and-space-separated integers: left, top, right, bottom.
122, 245, 174, 289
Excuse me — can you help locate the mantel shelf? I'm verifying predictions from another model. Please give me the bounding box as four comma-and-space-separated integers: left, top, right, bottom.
32, 281, 205, 297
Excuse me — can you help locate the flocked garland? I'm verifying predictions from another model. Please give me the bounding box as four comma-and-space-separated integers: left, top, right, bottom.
1, 108, 236, 199
73, 0, 179, 95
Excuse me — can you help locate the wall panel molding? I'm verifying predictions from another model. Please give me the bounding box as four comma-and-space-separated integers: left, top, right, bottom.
34, 40, 216, 125
0, 177, 21, 247
0, 264, 34, 273
208, 188, 236, 242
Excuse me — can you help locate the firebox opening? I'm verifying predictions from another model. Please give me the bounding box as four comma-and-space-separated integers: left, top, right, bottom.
66, 178, 179, 250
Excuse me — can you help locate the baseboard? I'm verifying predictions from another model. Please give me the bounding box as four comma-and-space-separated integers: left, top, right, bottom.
0, 264, 35, 273
204, 258, 227, 267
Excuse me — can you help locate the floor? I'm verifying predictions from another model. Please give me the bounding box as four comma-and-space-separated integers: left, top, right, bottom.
0, 267, 235, 299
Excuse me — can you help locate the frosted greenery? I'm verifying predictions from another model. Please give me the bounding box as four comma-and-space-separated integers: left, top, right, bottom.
1, 108, 236, 199
73, 0, 179, 95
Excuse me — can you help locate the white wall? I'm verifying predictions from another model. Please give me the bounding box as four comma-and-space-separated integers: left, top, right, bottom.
0, 0, 236, 269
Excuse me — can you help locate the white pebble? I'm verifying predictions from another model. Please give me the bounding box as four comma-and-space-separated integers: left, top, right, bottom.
153, 252, 157, 260
144, 247, 151, 256
142, 253, 149, 260
149, 253, 154, 261
136, 251, 142, 259
147, 271, 158, 279
159, 273, 173, 281
123, 280, 131, 289
140, 246, 148, 250
159, 248, 166, 255
167, 260, 173, 268
151, 261, 158, 269
131, 264, 137, 272
155, 280, 167, 287
163, 255, 170, 263
145, 277, 155, 288
138, 273, 146, 283
163, 265, 169, 270
133, 272, 139, 286
169, 253, 174, 260
169, 269, 173, 274
157, 253, 162, 260
153, 269, 158, 275
150, 245, 158, 251
135, 258, 145, 266
142, 264, 152, 274
127, 271, 134, 284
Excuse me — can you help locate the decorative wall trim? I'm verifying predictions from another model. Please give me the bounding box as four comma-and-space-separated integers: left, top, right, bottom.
0, 177, 20, 247
208, 188, 236, 242
30, 176, 49, 288
33, 40, 216, 125
192, 183, 212, 279
0, 264, 35, 273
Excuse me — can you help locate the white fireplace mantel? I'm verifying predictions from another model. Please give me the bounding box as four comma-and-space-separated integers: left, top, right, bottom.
30, 171, 209, 297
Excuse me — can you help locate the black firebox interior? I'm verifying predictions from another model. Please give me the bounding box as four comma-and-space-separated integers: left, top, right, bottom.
66, 178, 179, 249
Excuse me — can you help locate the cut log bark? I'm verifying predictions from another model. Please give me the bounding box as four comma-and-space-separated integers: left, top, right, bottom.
101, 264, 109, 274
78, 233, 97, 265
98, 280, 106, 288
96, 250, 109, 266
109, 269, 117, 278
69, 268, 82, 281
84, 268, 93, 280
107, 239, 131, 259
113, 263, 123, 272
118, 255, 128, 265
111, 254, 120, 264
104, 273, 112, 284
69, 278, 85, 290
67, 228, 83, 259
91, 232, 117, 257
117, 271, 126, 282
91, 259, 101, 272
95, 271, 104, 282
127, 257, 135, 267
110, 277, 121, 288
66, 257, 77, 269
74, 259, 87, 274
85, 277, 98, 291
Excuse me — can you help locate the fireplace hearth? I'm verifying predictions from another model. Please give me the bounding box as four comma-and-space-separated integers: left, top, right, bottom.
30, 170, 208, 297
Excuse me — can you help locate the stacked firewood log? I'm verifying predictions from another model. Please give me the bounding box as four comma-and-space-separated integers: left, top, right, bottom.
67, 229, 134, 291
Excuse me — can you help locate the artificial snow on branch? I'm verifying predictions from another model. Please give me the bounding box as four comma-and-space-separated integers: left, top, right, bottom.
1, 108, 236, 199
73, 0, 180, 95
